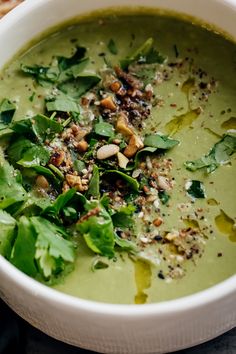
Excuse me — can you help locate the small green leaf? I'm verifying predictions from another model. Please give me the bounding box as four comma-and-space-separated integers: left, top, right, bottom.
11, 114, 63, 143
120, 38, 165, 69
17, 145, 50, 167
57, 46, 87, 71
91, 258, 109, 271
158, 190, 170, 205
87, 164, 100, 198
42, 188, 76, 219
0, 99, 16, 125
77, 202, 115, 258
46, 93, 80, 113
58, 74, 101, 98
107, 39, 118, 55
185, 135, 236, 173
74, 159, 86, 172
114, 234, 138, 252
112, 204, 135, 229
186, 180, 206, 199
144, 134, 179, 149
94, 119, 114, 138
21, 64, 59, 85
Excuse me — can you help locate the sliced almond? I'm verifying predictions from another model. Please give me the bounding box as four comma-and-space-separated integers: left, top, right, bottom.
117, 152, 129, 169
97, 144, 119, 160
116, 112, 134, 136
124, 134, 144, 158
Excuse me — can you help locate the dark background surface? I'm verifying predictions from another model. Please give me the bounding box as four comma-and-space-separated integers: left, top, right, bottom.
0, 298, 236, 354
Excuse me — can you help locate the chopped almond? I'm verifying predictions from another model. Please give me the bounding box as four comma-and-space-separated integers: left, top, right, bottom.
123, 134, 144, 158
153, 218, 163, 227
100, 96, 117, 111
110, 81, 121, 93
116, 112, 134, 136
74, 139, 88, 152
36, 175, 49, 189
74, 127, 90, 142
66, 174, 85, 192
50, 150, 65, 166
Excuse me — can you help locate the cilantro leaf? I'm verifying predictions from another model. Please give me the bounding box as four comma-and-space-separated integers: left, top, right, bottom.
21, 64, 59, 85
77, 201, 115, 258
0, 210, 16, 259
0, 151, 26, 209
58, 74, 101, 98
186, 180, 206, 199
10, 216, 37, 276
11, 114, 63, 143
112, 204, 135, 229
31, 216, 75, 278
120, 37, 165, 70
42, 188, 76, 220
185, 135, 236, 173
8, 137, 50, 167
107, 39, 118, 55
142, 47, 165, 64
0, 99, 16, 127
144, 134, 179, 149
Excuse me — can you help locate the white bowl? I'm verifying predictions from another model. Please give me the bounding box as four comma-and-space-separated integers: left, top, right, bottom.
0, 1, 236, 353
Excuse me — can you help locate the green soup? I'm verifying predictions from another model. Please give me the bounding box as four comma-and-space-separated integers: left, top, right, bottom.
0, 10, 235, 304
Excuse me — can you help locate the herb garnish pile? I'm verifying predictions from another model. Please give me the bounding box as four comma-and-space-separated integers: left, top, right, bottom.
0, 36, 236, 284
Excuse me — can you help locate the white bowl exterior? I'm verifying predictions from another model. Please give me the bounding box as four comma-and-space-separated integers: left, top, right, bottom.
0, 0, 236, 353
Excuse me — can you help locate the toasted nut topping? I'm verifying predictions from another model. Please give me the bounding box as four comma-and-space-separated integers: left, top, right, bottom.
100, 96, 117, 111
110, 81, 121, 93
50, 150, 65, 166
36, 175, 49, 189
74, 127, 91, 142
66, 174, 85, 192
97, 144, 119, 160
62, 182, 70, 193
117, 152, 129, 169
74, 139, 88, 152
123, 134, 144, 158
158, 175, 171, 191
143, 185, 150, 194
116, 112, 134, 136
153, 217, 163, 227
112, 138, 121, 145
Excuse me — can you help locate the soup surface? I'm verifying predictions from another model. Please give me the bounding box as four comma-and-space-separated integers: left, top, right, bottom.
0, 10, 235, 304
